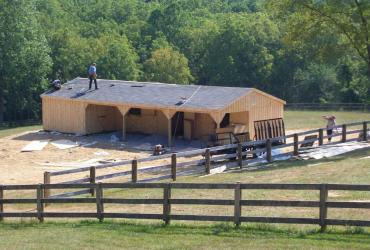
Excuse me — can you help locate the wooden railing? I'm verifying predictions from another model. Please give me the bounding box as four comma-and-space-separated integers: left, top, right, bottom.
43, 121, 370, 198
0, 182, 369, 230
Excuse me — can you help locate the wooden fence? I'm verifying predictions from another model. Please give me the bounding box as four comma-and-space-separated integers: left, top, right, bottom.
43, 121, 370, 198
285, 103, 370, 111
0, 182, 369, 230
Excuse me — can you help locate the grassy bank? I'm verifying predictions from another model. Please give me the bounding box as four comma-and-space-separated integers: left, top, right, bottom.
0, 221, 369, 250
0, 125, 41, 139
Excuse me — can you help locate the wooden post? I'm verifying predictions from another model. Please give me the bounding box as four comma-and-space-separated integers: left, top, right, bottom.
318, 129, 324, 146
96, 183, 104, 222
168, 118, 172, 148
319, 184, 328, 232
205, 149, 211, 174
0, 186, 3, 222
293, 134, 299, 156
266, 139, 272, 163
122, 114, 126, 141
90, 167, 96, 196
171, 154, 177, 181
234, 182, 241, 227
341, 124, 347, 143
43, 172, 51, 199
163, 183, 171, 225
363, 122, 368, 141
237, 143, 243, 169
37, 185, 44, 223
132, 159, 138, 183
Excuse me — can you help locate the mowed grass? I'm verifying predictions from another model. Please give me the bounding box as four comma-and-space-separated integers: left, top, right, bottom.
0, 221, 369, 250
0, 125, 41, 139
284, 110, 369, 130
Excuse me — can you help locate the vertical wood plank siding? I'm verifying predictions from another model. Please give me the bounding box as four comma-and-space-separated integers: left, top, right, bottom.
42, 97, 87, 134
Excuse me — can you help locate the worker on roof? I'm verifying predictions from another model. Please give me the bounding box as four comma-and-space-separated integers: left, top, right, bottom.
88, 63, 98, 90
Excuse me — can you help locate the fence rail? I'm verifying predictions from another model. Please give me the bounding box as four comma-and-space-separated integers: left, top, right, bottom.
43, 120, 370, 198
285, 103, 370, 111
0, 182, 369, 230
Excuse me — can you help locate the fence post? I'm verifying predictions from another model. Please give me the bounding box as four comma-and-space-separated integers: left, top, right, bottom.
132, 159, 138, 183
90, 166, 96, 196
363, 122, 368, 141
319, 184, 328, 232
318, 129, 323, 146
205, 149, 211, 174
43, 172, 51, 200
237, 143, 243, 169
163, 183, 171, 225
96, 183, 104, 222
37, 184, 44, 223
171, 154, 177, 181
266, 139, 272, 163
341, 124, 347, 143
293, 134, 299, 156
234, 182, 241, 227
0, 186, 3, 222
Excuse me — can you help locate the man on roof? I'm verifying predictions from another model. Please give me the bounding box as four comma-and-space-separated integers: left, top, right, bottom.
88, 63, 98, 90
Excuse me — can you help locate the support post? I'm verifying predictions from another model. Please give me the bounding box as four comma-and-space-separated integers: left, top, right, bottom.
341, 124, 347, 143
293, 134, 299, 156
37, 184, 44, 223
168, 118, 172, 148
319, 184, 328, 232
171, 154, 177, 181
318, 129, 324, 146
96, 183, 104, 222
163, 183, 171, 225
122, 114, 126, 141
237, 143, 243, 169
43, 172, 51, 206
363, 122, 368, 141
205, 149, 211, 174
234, 182, 241, 227
266, 139, 272, 163
0, 186, 3, 222
132, 159, 138, 183
90, 166, 96, 196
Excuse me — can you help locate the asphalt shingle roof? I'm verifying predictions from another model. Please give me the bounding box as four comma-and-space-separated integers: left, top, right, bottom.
42, 78, 253, 110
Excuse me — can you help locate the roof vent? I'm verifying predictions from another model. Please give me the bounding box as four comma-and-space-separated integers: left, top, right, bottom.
131, 85, 144, 87
110, 84, 115, 87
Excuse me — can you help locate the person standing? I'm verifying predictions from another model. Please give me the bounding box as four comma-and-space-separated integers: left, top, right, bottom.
88, 63, 98, 90
322, 115, 336, 142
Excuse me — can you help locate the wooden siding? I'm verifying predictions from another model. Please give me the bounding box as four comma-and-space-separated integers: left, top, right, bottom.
42, 97, 86, 134
85, 105, 122, 134
126, 109, 168, 136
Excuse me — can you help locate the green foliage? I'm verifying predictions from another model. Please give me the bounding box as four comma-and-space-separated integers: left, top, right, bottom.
143, 47, 193, 84
1, 0, 370, 122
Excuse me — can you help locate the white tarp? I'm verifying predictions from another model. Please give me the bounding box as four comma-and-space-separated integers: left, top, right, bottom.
299, 142, 369, 160
21, 140, 49, 152
51, 139, 79, 150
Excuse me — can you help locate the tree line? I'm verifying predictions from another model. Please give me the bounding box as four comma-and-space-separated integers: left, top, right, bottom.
0, 0, 369, 122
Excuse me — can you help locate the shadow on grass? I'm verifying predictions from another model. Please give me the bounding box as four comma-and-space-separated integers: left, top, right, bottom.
1, 220, 369, 244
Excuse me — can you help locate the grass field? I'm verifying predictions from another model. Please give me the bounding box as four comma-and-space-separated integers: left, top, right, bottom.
0, 221, 369, 250
284, 110, 369, 130
0, 110, 369, 249
0, 125, 41, 139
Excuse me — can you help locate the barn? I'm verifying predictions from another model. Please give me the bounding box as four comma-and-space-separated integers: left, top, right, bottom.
41, 78, 286, 147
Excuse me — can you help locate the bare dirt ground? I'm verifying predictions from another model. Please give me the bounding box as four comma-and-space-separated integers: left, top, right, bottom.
0, 127, 363, 185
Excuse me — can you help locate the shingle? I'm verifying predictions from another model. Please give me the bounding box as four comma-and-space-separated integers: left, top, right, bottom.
42, 78, 252, 110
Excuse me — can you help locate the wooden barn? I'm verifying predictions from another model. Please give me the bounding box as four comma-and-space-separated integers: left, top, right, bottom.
41, 78, 286, 147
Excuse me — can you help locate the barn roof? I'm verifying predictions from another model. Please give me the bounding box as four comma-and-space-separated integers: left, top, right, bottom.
42, 78, 284, 111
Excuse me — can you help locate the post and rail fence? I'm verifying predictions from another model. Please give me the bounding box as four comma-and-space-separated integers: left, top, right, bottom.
43, 121, 369, 198
0, 182, 369, 231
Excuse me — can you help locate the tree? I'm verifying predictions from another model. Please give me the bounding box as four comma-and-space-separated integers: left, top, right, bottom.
143, 47, 193, 84
0, 0, 52, 121
269, 0, 370, 77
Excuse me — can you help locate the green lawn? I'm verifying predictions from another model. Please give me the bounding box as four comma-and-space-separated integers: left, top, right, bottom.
0, 221, 369, 250
284, 110, 369, 130
0, 125, 41, 139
